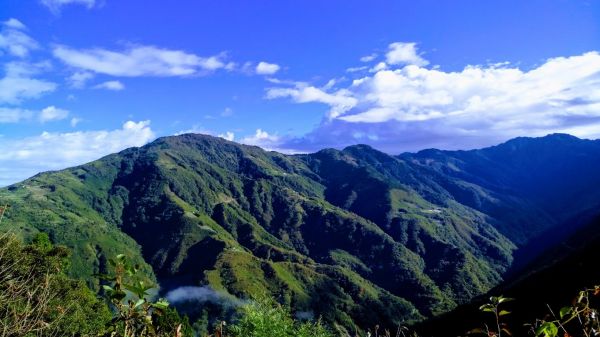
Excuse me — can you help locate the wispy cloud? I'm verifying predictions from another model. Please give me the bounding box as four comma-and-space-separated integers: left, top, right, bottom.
40, 0, 97, 14
0, 19, 39, 58
266, 82, 357, 119
68, 71, 94, 88
0, 107, 33, 123
53, 45, 231, 77
93, 80, 125, 91
0, 106, 70, 124
0, 120, 155, 186
0, 62, 56, 104
360, 53, 377, 62
221, 107, 233, 117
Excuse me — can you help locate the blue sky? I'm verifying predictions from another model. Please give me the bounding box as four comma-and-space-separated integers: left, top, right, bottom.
1, 0, 600, 185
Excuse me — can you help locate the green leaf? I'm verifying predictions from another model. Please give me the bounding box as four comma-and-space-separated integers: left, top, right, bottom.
479, 304, 494, 311
151, 299, 169, 310
559, 307, 572, 319
536, 322, 558, 337
499, 310, 511, 316
498, 297, 514, 304
134, 298, 145, 308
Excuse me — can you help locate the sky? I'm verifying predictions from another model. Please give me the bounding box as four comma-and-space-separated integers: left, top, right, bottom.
1, 0, 600, 186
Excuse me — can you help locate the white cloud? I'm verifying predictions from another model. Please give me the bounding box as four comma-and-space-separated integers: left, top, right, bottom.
0, 18, 39, 58
3, 18, 26, 30
53, 45, 230, 77
346, 66, 368, 73
341, 52, 600, 126
94, 80, 125, 91
0, 107, 33, 123
221, 107, 233, 117
0, 120, 155, 186
0, 106, 70, 124
68, 71, 94, 88
218, 131, 235, 141
369, 61, 388, 73
40, 0, 96, 13
266, 83, 357, 119
360, 54, 377, 62
386, 42, 429, 67
0, 62, 56, 104
70, 117, 81, 127
268, 45, 600, 152
39, 106, 69, 122
240, 129, 280, 149
255, 61, 281, 75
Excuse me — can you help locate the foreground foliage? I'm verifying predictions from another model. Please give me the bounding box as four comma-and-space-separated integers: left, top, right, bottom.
0, 232, 110, 336
99, 254, 192, 337
224, 297, 333, 337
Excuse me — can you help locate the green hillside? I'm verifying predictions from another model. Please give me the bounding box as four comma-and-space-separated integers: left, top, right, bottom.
2, 133, 599, 331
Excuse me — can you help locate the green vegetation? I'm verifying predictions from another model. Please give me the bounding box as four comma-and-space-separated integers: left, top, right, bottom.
0, 233, 190, 337
225, 297, 334, 337
2, 133, 600, 332
99, 254, 192, 337
0, 232, 110, 336
3, 233, 600, 337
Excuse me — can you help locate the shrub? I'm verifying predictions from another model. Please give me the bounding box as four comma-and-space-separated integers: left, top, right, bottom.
217, 297, 333, 337
0, 232, 110, 337
99, 254, 192, 337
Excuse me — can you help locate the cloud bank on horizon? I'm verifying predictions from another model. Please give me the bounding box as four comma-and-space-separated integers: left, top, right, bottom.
261, 42, 600, 153
1, 0, 600, 185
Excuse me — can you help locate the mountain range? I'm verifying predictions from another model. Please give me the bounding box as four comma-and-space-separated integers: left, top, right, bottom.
1, 133, 599, 333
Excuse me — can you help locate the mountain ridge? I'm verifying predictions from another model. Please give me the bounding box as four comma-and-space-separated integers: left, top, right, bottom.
1, 132, 599, 331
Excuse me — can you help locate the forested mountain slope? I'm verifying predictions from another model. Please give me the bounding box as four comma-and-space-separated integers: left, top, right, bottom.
1, 133, 599, 331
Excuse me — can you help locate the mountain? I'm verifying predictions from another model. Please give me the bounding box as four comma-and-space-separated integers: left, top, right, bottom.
414, 211, 600, 337
1, 133, 599, 332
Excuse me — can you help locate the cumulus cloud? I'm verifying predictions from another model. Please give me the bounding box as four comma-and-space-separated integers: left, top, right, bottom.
255, 61, 281, 75
0, 120, 155, 186
385, 42, 428, 67
267, 42, 600, 152
39, 106, 69, 122
53, 45, 230, 77
0, 18, 39, 58
218, 131, 235, 141
40, 0, 96, 13
238, 129, 281, 149
0, 62, 56, 104
94, 80, 125, 91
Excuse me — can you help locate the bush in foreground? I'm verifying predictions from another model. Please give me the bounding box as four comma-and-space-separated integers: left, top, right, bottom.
0, 232, 110, 336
